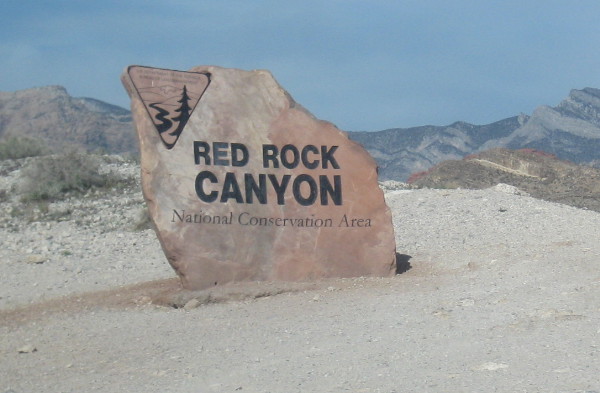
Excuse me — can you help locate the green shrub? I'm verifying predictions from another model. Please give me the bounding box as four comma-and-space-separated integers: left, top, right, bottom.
19, 152, 111, 201
0, 136, 49, 160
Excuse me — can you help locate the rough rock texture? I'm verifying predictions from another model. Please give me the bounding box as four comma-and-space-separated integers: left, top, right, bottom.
122, 66, 396, 289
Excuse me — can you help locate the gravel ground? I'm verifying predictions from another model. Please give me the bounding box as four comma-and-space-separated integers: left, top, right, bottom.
1, 168, 600, 392
0, 156, 173, 310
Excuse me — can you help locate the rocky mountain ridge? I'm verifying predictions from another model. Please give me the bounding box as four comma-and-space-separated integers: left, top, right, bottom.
351, 87, 600, 180
0, 86, 136, 154
350, 115, 528, 180
3, 85, 600, 181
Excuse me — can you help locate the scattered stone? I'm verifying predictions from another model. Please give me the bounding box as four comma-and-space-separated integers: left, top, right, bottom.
25, 255, 47, 264
491, 183, 529, 196
134, 295, 152, 306
458, 298, 475, 307
379, 180, 414, 192
473, 362, 508, 371
17, 344, 37, 354
183, 298, 201, 310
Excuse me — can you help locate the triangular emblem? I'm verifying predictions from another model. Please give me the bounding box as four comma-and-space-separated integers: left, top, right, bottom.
124, 66, 211, 149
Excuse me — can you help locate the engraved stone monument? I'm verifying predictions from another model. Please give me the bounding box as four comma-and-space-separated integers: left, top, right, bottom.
122, 65, 396, 290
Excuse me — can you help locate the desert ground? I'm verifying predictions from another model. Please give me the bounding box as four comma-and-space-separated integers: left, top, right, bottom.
1, 159, 599, 392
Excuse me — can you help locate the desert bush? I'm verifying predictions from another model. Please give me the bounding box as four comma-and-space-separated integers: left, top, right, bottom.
121, 151, 141, 164
0, 136, 49, 160
19, 152, 113, 201
132, 207, 153, 231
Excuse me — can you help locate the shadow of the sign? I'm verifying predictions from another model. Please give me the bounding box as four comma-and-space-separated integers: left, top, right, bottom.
395, 253, 412, 275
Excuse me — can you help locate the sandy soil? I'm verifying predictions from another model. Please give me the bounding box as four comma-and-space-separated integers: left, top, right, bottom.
2, 186, 600, 393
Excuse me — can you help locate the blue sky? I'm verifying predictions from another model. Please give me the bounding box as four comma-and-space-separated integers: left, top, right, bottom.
2, 0, 600, 131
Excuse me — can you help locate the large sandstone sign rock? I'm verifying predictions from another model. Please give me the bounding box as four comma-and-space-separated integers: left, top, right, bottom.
122, 65, 396, 289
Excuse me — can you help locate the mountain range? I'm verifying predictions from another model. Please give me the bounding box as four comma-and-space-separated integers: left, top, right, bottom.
0, 86, 136, 154
2, 85, 600, 181
351, 87, 600, 180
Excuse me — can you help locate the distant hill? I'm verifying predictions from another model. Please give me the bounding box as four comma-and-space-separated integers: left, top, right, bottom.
3, 85, 600, 184
409, 147, 600, 212
349, 116, 526, 180
0, 86, 136, 154
349, 88, 600, 181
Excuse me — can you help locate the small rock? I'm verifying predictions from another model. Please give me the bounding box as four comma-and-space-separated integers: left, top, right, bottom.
134, 295, 152, 305
183, 298, 201, 310
17, 344, 37, 354
458, 298, 475, 307
473, 362, 508, 371
25, 255, 47, 264
491, 183, 529, 196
